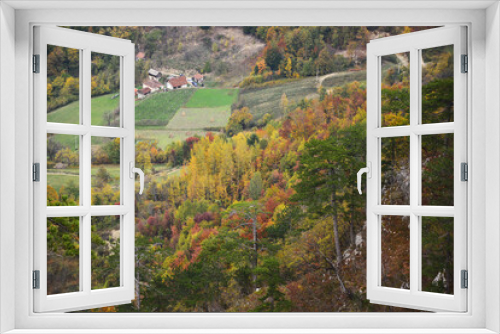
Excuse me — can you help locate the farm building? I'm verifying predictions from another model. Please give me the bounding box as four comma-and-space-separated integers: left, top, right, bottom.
137, 87, 151, 99
148, 69, 162, 80
135, 51, 145, 61
143, 80, 164, 92
192, 73, 204, 83
167, 76, 189, 89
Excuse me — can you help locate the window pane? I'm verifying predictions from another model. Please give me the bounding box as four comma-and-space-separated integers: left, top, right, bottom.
47, 45, 80, 124
92, 216, 121, 290
91, 52, 120, 127
421, 45, 454, 124
381, 136, 410, 205
381, 52, 410, 127
422, 134, 454, 206
91, 137, 121, 205
381, 215, 410, 289
47, 134, 80, 206
47, 216, 80, 295
421, 217, 454, 295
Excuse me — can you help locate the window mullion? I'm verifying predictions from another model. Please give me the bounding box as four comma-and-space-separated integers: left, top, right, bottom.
409, 47, 420, 295
82, 47, 92, 295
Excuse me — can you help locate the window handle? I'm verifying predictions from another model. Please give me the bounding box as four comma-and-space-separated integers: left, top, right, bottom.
357, 162, 371, 195
129, 162, 145, 195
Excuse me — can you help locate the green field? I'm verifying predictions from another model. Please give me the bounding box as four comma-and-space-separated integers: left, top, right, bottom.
47, 94, 119, 125
49, 87, 236, 150
238, 77, 319, 120
135, 89, 195, 126
47, 163, 175, 195
166, 107, 230, 130
136, 129, 209, 148
184, 89, 239, 108
48, 174, 79, 194
238, 71, 368, 121
321, 70, 366, 88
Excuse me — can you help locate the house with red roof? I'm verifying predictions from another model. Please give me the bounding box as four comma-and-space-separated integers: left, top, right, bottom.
143, 80, 164, 93
166, 76, 189, 89
135, 51, 145, 61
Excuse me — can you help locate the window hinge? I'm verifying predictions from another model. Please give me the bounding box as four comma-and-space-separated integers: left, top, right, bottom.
33, 54, 40, 73
461, 270, 468, 289
33, 163, 40, 182
33, 270, 40, 289
461, 54, 468, 73
461, 162, 468, 181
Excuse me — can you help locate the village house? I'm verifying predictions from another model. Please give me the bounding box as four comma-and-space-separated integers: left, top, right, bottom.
192, 73, 204, 83
166, 76, 189, 89
143, 80, 164, 92
137, 87, 151, 99
148, 69, 162, 80
135, 51, 145, 61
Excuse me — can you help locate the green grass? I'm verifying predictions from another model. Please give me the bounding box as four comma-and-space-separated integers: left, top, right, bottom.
47, 94, 119, 126
48, 134, 80, 150
321, 70, 366, 88
184, 89, 239, 108
47, 174, 79, 194
238, 71, 369, 121
239, 77, 319, 121
166, 107, 230, 130
136, 130, 209, 148
90, 164, 121, 179
135, 89, 195, 126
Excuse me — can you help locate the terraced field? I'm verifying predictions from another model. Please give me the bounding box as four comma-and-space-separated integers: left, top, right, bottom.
238, 77, 319, 120
135, 89, 195, 126
238, 70, 368, 121
135, 129, 209, 148
166, 106, 231, 130
184, 88, 239, 108
47, 93, 119, 125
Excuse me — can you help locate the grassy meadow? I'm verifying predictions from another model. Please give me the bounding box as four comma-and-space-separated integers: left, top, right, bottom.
135, 89, 195, 126
166, 107, 231, 130
47, 93, 119, 125
184, 88, 239, 108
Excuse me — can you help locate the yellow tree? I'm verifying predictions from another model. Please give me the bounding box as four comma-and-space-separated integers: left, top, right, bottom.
284, 57, 293, 78
279, 93, 289, 117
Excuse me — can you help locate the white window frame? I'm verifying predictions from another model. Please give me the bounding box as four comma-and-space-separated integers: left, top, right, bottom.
366, 26, 467, 312
33, 26, 136, 313
1, 1, 499, 333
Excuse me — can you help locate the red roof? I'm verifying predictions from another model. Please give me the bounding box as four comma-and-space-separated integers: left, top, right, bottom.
169, 76, 188, 88
143, 80, 164, 89
193, 73, 204, 80
136, 52, 145, 59
138, 87, 151, 95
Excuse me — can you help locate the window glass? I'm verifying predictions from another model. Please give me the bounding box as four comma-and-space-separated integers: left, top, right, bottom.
91, 137, 121, 206
381, 52, 410, 127
422, 134, 454, 206
91, 52, 121, 127
47, 216, 80, 295
381, 215, 410, 289
421, 45, 454, 124
92, 216, 121, 289
381, 136, 410, 205
47, 134, 80, 206
47, 45, 80, 124
421, 217, 454, 294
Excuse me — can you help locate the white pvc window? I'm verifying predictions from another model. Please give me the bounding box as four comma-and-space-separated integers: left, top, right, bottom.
364, 26, 467, 312
33, 26, 139, 312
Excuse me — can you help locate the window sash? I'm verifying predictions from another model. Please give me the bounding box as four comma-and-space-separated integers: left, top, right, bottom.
33, 26, 136, 313
366, 26, 467, 312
